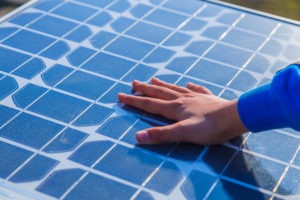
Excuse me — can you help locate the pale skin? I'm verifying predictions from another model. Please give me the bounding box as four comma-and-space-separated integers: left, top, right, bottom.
118, 78, 248, 145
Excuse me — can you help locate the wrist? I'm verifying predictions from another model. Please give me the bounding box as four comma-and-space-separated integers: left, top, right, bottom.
217, 99, 248, 140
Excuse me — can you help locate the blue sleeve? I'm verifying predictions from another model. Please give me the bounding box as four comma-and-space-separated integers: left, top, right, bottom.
237, 63, 300, 132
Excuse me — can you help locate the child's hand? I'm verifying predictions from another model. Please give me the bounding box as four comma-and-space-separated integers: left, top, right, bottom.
118, 78, 248, 145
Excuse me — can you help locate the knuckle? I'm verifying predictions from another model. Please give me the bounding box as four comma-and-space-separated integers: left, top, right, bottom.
142, 98, 151, 104
151, 127, 167, 142
183, 93, 194, 98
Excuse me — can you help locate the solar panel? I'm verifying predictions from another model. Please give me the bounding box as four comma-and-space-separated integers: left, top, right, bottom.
0, 0, 299, 199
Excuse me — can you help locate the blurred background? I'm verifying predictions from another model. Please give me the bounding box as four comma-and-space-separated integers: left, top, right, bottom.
0, 0, 300, 20
222, 0, 300, 21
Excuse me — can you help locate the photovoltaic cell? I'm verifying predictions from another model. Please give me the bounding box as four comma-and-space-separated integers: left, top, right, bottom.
0, 0, 299, 199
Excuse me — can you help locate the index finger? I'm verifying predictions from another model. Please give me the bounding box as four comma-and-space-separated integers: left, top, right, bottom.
118, 93, 176, 120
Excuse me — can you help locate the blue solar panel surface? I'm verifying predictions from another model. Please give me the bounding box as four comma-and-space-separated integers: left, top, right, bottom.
0, 0, 300, 199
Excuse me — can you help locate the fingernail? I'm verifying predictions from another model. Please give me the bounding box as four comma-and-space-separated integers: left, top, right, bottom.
136, 131, 150, 143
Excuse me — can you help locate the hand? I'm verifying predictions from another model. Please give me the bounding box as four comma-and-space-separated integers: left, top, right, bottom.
118, 78, 248, 145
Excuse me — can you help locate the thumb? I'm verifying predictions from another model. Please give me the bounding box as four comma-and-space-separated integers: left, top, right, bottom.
136, 122, 186, 144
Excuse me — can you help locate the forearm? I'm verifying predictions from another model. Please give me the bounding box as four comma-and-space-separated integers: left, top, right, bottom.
237, 63, 300, 132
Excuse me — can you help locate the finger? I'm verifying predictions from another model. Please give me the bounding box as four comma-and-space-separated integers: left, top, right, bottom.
187, 82, 212, 94
151, 78, 190, 94
132, 80, 180, 100
136, 121, 189, 144
118, 93, 176, 120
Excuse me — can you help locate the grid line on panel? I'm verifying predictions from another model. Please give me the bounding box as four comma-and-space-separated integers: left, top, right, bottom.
0, 0, 119, 113
38, 1, 161, 102
271, 145, 300, 199
167, 8, 246, 99
0, 0, 300, 199
0, 27, 119, 187
201, 140, 290, 199
57, 0, 181, 198
0, 0, 135, 90
1, 1, 117, 78
202, 146, 241, 199
0, 1, 69, 78
56, 0, 214, 198
217, 23, 282, 95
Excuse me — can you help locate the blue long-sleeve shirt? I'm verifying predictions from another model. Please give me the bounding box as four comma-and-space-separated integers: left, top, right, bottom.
238, 63, 300, 132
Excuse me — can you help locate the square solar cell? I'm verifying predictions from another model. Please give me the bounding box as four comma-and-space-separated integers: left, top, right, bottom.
43, 128, 88, 153
145, 161, 183, 194
52, 2, 98, 21
73, 104, 114, 126
228, 71, 257, 91
187, 59, 238, 85
34, 0, 63, 11
180, 170, 216, 200
12, 83, 48, 109
163, 0, 204, 14
110, 17, 135, 33
87, 11, 113, 27
9, 154, 58, 183
163, 32, 192, 46
40, 41, 70, 60
0, 46, 30, 72
99, 83, 133, 104
145, 8, 188, 28
126, 22, 172, 44
64, 172, 136, 200
72, 0, 110, 8
0, 105, 19, 127
144, 47, 176, 63
197, 4, 223, 18
224, 151, 286, 191
37, 169, 85, 198
65, 25, 92, 43
3, 30, 55, 54
244, 130, 300, 163
236, 14, 278, 35
181, 18, 207, 31
69, 141, 114, 167
67, 46, 96, 67
94, 145, 162, 184
205, 43, 253, 67
28, 90, 90, 123
184, 40, 214, 56
222, 29, 267, 50
29, 15, 78, 37
166, 56, 198, 73
97, 115, 137, 139
0, 76, 18, 101
13, 58, 46, 79
0, 141, 32, 178
202, 145, 236, 173
122, 64, 157, 82
81, 52, 136, 79
208, 179, 270, 200
276, 167, 300, 196
105, 37, 154, 60
41, 64, 74, 87
130, 4, 152, 18
9, 13, 43, 26
0, 113, 64, 149
56, 70, 115, 100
